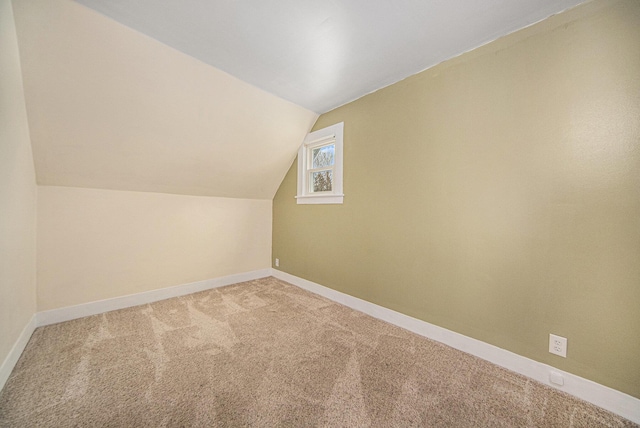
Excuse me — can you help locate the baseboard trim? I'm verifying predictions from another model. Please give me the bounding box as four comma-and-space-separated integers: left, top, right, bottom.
271, 269, 640, 424
0, 314, 37, 392
37, 269, 271, 327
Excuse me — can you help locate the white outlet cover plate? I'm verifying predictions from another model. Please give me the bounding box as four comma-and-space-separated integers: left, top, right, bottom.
549, 334, 567, 357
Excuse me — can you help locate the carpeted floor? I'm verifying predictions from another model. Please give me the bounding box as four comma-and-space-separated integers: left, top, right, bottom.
0, 277, 636, 427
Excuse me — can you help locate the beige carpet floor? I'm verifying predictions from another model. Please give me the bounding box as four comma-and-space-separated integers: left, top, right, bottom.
0, 277, 636, 427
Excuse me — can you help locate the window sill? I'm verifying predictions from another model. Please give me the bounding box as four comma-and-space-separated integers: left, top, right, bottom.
295, 194, 344, 205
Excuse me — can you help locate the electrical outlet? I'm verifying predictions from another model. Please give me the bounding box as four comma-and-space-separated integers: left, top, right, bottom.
275, 258, 279, 267
549, 334, 567, 358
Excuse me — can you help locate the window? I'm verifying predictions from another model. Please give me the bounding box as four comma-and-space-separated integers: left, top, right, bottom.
296, 122, 344, 204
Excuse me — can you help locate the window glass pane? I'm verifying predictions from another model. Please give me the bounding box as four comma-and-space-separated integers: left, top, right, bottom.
311, 170, 332, 192
312, 144, 335, 168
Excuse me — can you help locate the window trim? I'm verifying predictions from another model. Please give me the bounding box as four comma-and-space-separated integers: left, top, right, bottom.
296, 122, 344, 204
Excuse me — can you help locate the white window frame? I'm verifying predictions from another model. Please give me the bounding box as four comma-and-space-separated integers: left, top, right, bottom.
296, 122, 344, 205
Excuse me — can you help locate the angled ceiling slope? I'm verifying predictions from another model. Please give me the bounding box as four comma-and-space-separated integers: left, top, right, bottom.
12, 0, 318, 199
75, 0, 588, 114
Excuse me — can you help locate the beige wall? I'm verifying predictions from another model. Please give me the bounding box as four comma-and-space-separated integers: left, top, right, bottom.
273, 0, 640, 398
0, 0, 37, 365
38, 186, 271, 311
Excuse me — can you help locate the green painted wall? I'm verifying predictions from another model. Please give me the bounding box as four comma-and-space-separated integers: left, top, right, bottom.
273, 0, 640, 398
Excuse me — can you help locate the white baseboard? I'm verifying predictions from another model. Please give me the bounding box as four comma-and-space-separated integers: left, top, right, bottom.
271, 269, 640, 424
37, 269, 271, 327
0, 314, 37, 392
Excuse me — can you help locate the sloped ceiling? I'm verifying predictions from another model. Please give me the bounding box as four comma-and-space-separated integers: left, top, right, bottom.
74, 0, 588, 114
12, 0, 589, 199
12, 0, 318, 199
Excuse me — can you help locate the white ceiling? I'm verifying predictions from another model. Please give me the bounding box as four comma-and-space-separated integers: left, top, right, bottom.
14, 0, 590, 199
74, 0, 588, 113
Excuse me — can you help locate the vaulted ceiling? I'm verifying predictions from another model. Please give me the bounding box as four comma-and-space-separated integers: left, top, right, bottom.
12, 0, 588, 199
